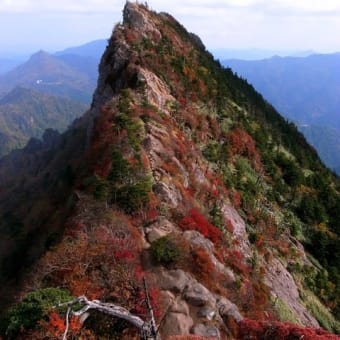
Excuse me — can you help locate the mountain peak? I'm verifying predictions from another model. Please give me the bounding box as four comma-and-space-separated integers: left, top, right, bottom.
29, 49, 51, 61
123, 1, 159, 34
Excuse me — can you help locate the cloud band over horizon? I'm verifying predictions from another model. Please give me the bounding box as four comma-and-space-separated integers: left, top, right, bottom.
1, 0, 339, 55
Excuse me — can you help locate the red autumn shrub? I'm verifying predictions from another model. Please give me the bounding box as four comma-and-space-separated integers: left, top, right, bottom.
179, 208, 221, 244
227, 128, 262, 171
146, 207, 159, 221
238, 318, 340, 340
114, 249, 135, 261
192, 247, 215, 284
41, 312, 82, 339
227, 249, 250, 276
132, 286, 162, 320
231, 190, 242, 209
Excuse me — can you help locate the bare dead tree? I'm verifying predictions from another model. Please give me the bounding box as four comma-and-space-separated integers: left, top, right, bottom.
59, 279, 161, 339
143, 277, 158, 339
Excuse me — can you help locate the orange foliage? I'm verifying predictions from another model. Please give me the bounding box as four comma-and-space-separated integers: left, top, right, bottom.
226, 249, 251, 276
39, 312, 82, 339
35, 210, 143, 305
192, 246, 215, 284
227, 128, 263, 171
238, 318, 340, 340
47, 312, 65, 337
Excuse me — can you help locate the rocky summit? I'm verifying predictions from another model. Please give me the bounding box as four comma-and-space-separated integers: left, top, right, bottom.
0, 2, 339, 339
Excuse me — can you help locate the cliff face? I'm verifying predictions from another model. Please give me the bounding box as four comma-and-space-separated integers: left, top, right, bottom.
1, 2, 339, 339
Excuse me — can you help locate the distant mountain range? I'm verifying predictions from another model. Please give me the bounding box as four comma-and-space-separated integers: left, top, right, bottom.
2, 40, 340, 173
212, 48, 315, 61
299, 124, 340, 175
0, 87, 87, 157
223, 53, 340, 173
0, 58, 24, 75
55, 39, 107, 60
0, 40, 107, 157
0, 50, 98, 104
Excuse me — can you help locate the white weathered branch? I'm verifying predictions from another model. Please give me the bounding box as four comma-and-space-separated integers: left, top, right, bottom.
59, 295, 159, 339
62, 307, 71, 340
61, 296, 144, 329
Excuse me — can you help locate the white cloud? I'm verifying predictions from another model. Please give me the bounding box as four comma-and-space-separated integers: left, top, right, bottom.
2, 0, 340, 15
274, 0, 340, 12
0, 0, 339, 54
0, 0, 125, 13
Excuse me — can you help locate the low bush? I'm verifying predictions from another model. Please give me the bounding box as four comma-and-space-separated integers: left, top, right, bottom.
0, 288, 73, 337
150, 235, 180, 267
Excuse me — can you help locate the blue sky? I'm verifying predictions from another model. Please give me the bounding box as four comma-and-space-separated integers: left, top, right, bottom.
1, 0, 340, 56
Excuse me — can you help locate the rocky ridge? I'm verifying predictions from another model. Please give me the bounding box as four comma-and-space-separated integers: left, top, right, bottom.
86, 1, 318, 331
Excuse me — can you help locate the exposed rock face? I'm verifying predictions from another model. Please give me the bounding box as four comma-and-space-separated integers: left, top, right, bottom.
192, 324, 221, 339
123, 2, 162, 40
183, 230, 214, 253
157, 269, 191, 293
145, 217, 177, 242
138, 68, 175, 112
153, 181, 182, 207
217, 297, 243, 324
160, 312, 194, 336
155, 268, 243, 337
265, 258, 319, 327
184, 281, 215, 307
222, 203, 251, 257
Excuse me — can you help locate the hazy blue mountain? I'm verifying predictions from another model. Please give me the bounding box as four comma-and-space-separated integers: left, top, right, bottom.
56, 54, 99, 86
0, 58, 24, 75
212, 48, 315, 61
298, 124, 340, 174
0, 50, 98, 103
55, 39, 107, 61
0, 86, 87, 157
223, 53, 340, 173
223, 53, 340, 126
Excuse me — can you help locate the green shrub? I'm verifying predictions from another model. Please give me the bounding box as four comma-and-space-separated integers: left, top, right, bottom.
209, 203, 224, 230
273, 297, 301, 324
203, 140, 222, 163
93, 176, 110, 200
115, 177, 152, 212
0, 288, 73, 336
301, 290, 340, 333
109, 148, 132, 183
150, 235, 180, 267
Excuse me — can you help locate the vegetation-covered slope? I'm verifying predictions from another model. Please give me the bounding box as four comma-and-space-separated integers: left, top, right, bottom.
0, 86, 87, 157
0, 2, 339, 339
223, 54, 340, 174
